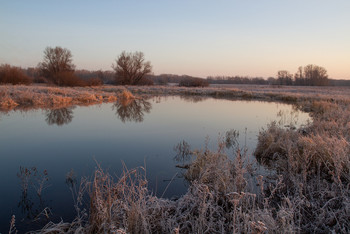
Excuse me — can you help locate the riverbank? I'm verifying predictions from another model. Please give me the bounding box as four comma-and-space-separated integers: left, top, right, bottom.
1, 84, 350, 111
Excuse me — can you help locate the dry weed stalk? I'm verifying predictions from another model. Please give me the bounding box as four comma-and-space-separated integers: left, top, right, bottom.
255, 99, 350, 233
119, 89, 135, 100
89, 163, 153, 233
9, 215, 17, 234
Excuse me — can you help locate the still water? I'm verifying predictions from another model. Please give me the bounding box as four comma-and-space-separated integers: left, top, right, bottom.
0, 96, 309, 232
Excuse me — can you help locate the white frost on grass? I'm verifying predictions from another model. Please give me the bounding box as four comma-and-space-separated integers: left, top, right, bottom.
0, 85, 118, 110
2, 84, 350, 111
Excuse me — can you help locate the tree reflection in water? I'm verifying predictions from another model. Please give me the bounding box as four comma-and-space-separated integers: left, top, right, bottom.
113, 98, 152, 123
45, 106, 75, 126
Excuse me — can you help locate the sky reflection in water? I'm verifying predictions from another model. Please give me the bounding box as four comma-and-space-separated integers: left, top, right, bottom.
0, 96, 310, 232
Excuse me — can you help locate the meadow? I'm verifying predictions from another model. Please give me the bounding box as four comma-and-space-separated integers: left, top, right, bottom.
3, 84, 350, 233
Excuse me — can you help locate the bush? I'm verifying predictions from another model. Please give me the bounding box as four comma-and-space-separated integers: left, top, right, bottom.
33, 76, 49, 84
0, 64, 32, 85
51, 71, 86, 87
137, 77, 154, 86
85, 77, 103, 86
179, 78, 209, 87
115, 76, 154, 86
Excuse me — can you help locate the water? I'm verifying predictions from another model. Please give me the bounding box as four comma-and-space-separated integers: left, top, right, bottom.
0, 96, 310, 232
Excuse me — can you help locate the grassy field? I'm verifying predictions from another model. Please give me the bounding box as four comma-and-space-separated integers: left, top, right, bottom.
2, 84, 350, 110
3, 84, 350, 233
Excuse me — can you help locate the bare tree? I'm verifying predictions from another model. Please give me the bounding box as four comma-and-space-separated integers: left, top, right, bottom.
0, 64, 32, 84
277, 70, 293, 85
38, 46, 76, 85
113, 51, 152, 85
294, 66, 306, 85
303, 64, 329, 86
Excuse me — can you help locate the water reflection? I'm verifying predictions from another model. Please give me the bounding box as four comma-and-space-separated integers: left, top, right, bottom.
179, 95, 207, 103
276, 107, 306, 129
17, 167, 51, 222
17, 191, 51, 221
113, 98, 152, 123
0, 109, 10, 122
45, 107, 75, 126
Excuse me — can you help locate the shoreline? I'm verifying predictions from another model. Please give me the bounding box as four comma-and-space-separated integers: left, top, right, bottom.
1, 84, 350, 111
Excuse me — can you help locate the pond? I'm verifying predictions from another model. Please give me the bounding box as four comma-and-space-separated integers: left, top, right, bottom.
0, 96, 310, 232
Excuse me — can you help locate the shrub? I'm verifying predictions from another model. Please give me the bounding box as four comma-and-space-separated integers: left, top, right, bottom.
179, 78, 209, 87
115, 76, 154, 86
85, 77, 103, 86
51, 71, 85, 87
0, 64, 32, 85
137, 77, 154, 86
33, 76, 49, 84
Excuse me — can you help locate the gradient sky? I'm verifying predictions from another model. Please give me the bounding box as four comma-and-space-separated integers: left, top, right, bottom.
1, 0, 349, 79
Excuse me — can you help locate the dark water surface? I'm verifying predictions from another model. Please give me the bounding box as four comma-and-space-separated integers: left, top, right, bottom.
0, 96, 310, 232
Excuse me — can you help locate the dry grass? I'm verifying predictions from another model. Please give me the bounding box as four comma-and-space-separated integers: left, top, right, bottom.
29, 141, 296, 233
0, 85, 119, 111
2, 84, 350, 110
255, 97, 350, 233
5, 84, 350, 233
119, 89, 135, 100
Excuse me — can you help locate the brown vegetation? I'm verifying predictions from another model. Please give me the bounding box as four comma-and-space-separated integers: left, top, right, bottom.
113, 51, 153, 85
50, 71, 85, 87
254, 99, 350, 232
36, 46, 105, 87
38, 46, 75, 84
0, 64, 32, 85
179, 77, 209, 87
0, 85, 118, 110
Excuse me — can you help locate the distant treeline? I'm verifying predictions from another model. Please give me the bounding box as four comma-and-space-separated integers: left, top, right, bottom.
19, 68, 115, 84
329, 79, 350, 86
3, 66, 350, 87
2, 46, 349, 87
207, 75, 350, 86
207, 76, 268, 85
20, 68, 206, 85
208, 65, 350, 87
146, 74, 205, 85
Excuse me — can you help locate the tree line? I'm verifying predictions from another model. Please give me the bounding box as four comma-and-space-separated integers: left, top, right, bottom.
1, 47, 154, 86
208, 65, 332, 86
1, 46, 349, 86
276, 65, 329, 86
207, 76, 268, 85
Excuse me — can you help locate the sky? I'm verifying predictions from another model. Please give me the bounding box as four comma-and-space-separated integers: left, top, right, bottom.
0, 0, 349, 79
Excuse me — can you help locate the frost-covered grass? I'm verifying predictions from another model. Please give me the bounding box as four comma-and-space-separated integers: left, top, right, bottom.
2, 84, 350, 111
4, 84, 350, 233
0, 85, 119, 110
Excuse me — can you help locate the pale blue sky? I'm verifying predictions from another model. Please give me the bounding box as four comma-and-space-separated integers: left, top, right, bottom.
1, 0, 349, 79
